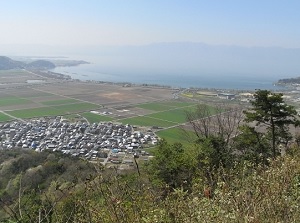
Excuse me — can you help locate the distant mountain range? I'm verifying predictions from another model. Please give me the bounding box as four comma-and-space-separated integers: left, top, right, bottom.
0, 56, 55, 70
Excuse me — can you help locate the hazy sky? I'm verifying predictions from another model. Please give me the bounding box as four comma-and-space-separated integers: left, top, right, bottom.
1, 0, 300, 48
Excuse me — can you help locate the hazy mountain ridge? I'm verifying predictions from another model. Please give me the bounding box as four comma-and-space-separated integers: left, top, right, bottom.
0, 56, 55, 70
0, 56, 25, 70
26, 59, 56, 69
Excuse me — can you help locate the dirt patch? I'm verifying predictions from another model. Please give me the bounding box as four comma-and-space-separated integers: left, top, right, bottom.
101, 92, 129, 100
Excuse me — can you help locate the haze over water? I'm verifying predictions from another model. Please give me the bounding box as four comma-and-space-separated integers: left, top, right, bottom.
51, 43, 300, 90
53, 62, 281, 90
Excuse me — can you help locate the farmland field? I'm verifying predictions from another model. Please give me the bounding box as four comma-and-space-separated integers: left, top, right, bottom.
0, 75, 220, 132
53, 102, 101, 113
41, 99, 80, 106
17, 92, 54, 98
160, 101, 196, 107
136, 102, 175, 111
0, 112, 12, 122
81, 112, 113, 123
6, 107, 63, 118
147, 106, 195, 123
2, 88, 54, 98
0, 69, 28, 75
119, 116, 175, 127
156, 127, 197, 145
136, 100, 196, 111
0, 97, 30, 106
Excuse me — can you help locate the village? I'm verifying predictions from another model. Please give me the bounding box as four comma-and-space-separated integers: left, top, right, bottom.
0, 117, 157, 169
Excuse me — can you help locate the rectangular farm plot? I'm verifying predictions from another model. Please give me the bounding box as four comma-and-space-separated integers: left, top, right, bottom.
0, 112, 12, 122
0, 96, 31, 107
22, 91, 54, 98
53, 102, 101, 113
6, 107, 64, 118
0, 69, 28, 76
4, 88, 54, 98
136, 102, 174, 111
161, 101, 196, 108
147, 107, 196, 123
81, 112, 113, 123
41, 99, 80, 106
120, 116, 175, 128
156, 127, 197, 145
0, 69, 46, 84
136, 100, 197, 112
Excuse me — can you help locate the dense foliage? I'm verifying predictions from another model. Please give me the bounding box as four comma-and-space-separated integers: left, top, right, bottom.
0, 150, 97, 221
1, 148, 299, 222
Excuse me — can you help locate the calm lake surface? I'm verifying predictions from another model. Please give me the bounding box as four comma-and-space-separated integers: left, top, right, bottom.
52, 60, 284, 90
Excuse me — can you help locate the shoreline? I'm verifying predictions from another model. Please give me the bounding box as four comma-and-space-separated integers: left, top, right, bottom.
51, 69, 285, 93
49, 68, 289, 93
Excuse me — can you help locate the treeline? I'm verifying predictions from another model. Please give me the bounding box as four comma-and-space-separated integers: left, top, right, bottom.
0, 90, 300, 222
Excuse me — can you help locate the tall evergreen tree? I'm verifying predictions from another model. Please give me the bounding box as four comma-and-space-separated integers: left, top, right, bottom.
244, 90, 299, 158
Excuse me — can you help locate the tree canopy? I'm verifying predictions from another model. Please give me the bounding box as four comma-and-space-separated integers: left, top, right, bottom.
244, 89, 299, 158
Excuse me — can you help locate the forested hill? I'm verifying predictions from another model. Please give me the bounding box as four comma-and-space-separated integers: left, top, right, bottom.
0, 56, 55, 70
277, 76, 300, 85
26, 60, 56, 69
0, 149, 98, 221
0, 56, 25, 70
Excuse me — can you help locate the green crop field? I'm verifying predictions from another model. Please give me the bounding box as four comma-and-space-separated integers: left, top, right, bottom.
120, 116, 175, 127
41, 99, 80, 106
81, 112, 113, 123
161, 101, 196, 107
156, 127, 197, 145
0, 97, 31, 106
6, 107, 64, 118
0, 112, 12, 122
136, 102, 175, 111
136, 100, 196, 112
53, 102, 100, 113
147, 107, 195, 123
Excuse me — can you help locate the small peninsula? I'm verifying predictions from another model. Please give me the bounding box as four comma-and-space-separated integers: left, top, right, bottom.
277, 76, 300, 86
0, 56, 89, 70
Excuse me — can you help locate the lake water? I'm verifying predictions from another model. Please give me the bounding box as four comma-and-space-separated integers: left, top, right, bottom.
52, 62, 284, 90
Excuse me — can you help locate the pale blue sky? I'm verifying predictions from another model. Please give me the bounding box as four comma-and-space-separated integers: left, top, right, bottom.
1, 0, 300, 47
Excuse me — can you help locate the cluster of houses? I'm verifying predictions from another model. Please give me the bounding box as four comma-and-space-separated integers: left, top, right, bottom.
0, 117, 157, 165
